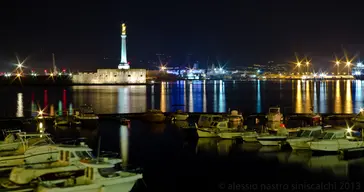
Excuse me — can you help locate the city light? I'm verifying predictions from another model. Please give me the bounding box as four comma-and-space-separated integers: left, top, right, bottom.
346, 62, 351, 66
17, 64, 23, 68
297, 62, 301, 67
69, 73, 72, 76
358, 62, 363, 67
50, 73, 54, 76
16, 73, 21, 77
306, 62, 309, 65
335, 61, 340, 65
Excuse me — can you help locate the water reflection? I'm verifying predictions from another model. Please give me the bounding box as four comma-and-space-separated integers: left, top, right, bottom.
334, 80, 342, 113
203, 81, 207, 112
188, 82, 193, 112
355, 80, 362, 113
345, 80, 353, 114
304, 81, 311, 112
319, 81, 327, 113
313, 81, 318, 113
295, 80, 302, 113
160, 82, 167, 112
219, 80, 226, 113
16, 93, 23, 117
256, 80, 261, 113
72, 86, 147, 114
120, 124, 129, 168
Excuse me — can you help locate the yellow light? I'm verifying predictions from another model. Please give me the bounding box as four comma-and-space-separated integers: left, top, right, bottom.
346, 62, 351, 66
50, 73, 54, 76
360, 108, 364, 112
39, 122, 43, 129
17, 64, 22, 68
38, 110, 43, 116
306, 62, 309, 65
297, 62, 301, 67
336, 61, 340, 65
347, 127, 352, 132
16, 73, 21, 77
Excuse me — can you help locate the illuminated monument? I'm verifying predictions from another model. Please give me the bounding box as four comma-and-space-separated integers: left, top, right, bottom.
118, 23, 130, 70
72, 23, 146, 84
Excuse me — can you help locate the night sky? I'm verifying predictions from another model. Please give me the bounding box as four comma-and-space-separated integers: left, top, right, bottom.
1, 1, 363, 71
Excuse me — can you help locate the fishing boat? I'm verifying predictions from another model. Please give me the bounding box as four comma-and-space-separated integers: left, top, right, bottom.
267, 107, 283, 122
197, 114, 224, 128
170, 110, 189, 121
285, 126, 323, 150
197, 118, 250, 139
73, 105, 99, 128
36, 159, 142, 192
142, 109, 166, 123
226, 110, 244, 125
308, 128, 364, 153
257, 126, 292, 146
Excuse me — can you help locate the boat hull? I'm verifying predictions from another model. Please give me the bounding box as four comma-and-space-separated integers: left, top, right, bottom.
197, 129, 217, 138
172, 114, 189, 121
308, 140, 364, 152
37, 175, 142, 192
257, 136, 287, 146
287, 137, 314, 150
143, 115, 166, 123
218, 132, 242, 139
0, 142, 21, 151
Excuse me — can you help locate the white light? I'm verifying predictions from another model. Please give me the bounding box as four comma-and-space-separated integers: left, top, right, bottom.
69, 73, 72, 76
358, 62, 363, 66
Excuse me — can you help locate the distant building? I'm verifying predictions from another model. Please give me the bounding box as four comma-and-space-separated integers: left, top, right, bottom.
72, 23, 146, 84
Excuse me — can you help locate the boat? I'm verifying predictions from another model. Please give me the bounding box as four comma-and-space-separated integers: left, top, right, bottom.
226, 110, 243, 125
142, 109, 166, 123
36, 159, 142, 192
3, 143, 123, 188
0, 130, 23, 151
308, 128, 363, 152
0, 132, 56, 172
170, 110, 189, 121
73, 105, 99, 128
257, 126, 293, 146
267, 107, 283, 122
197, 114, 224, 127
54, 115, 70, 126
352, 109, 364, 123
197, 118, 249, 139
286, 126, 323, 150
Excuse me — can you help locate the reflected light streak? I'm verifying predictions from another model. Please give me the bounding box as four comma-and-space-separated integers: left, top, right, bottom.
203, 80, 207, 112
188, 83, 193, 112
313, 81, 318, 113
334, 80, 342, 113
184, 81, 187, 112
151, 85, 155, 110
63, 90, 67, 112
295, 80, 303, 113
120, 125, 129, 168
305, 81, 311, 113
213, 80, 217, 112
355, 80, 362, 113
16, 93, 23, 117
160, 82, 166, 112
117, 88, 130, 113
44, 90, 48, 113
344, 80, 353, 114
319, 81, 327, 113
219, 80, 226, 113
256, 80, 261, 113
165, 83, 170, 112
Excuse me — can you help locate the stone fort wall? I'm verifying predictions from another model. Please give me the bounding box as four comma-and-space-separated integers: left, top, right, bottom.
72, 69, 146, 84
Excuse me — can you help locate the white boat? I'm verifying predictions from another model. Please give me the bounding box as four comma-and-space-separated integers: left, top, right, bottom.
197, 119, 238, 138
142, 109, 166, 123
0, 132, 56, 171
0, 130, 22, 151
257, 135, 287, 146
171, 110, 189, 121
308, 129, 363, 152
36, 160, 142, 192
286, 126, 323, 150
3, 143, 122, 187
352, 109, 364, 123
218, 131, 258, 140
74, 105, 99, 128
197, 114, 224, 128
267, 107, 283, 122
241, 132, 263, 142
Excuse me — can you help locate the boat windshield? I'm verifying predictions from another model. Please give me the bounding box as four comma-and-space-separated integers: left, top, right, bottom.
299, 130, 311, 137
322, 132, 334, 139
269, 108, 279, 114
75, 151, 93, 159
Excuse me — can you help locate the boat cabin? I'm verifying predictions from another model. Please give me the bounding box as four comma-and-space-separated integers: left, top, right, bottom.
16, 132, 54, 151
296, 126, 322, 138
319, 129, 347, 140
198, 114, 226, 127
285, 115, 321, 128
268, 107, 280, 114
74, 105, 99, 119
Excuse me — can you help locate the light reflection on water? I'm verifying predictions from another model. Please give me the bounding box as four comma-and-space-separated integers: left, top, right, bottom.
5, 80, 364, 116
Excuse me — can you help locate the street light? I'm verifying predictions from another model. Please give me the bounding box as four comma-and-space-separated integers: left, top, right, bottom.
335, 61, 340, 75
346, 62, 351, 74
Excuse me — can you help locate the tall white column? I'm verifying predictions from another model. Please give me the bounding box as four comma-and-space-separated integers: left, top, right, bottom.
118, 23, 130, 70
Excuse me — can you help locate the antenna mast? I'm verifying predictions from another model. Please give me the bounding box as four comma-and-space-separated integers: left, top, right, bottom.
52, 53, 58, 75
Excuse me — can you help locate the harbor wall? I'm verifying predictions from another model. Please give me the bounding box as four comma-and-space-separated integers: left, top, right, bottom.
72, 69, 146, 84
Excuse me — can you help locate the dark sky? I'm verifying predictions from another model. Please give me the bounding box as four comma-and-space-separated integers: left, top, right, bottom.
0, 1, 363, 71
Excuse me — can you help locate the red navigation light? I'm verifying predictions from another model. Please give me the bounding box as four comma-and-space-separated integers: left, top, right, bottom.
127, 62, 130, 64
44, 69, 47, 73
62, 69, 66, 72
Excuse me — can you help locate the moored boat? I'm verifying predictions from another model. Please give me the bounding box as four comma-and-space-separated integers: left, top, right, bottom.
226, 110, 244, 127
142, 109, 166, 123
267, 107, 283, 122
73, 105, 99, 128
170, 110, 189, 121
286, 126, 323, 150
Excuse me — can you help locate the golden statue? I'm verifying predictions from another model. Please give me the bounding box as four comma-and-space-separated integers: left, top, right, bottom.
121, 23, 126, 35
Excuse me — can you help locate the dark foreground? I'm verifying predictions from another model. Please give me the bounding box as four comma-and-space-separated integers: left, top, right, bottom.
2, 118, 364, 191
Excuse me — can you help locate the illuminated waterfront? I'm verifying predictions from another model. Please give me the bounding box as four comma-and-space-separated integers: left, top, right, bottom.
2, 80, 364, 117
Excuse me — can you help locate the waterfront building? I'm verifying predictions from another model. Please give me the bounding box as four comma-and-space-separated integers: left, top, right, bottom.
72, 23, 146, 84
